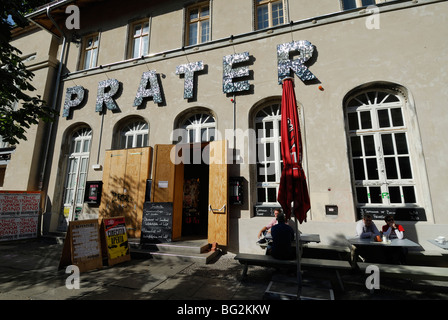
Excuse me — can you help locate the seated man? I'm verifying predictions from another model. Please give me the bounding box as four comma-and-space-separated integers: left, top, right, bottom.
269, 212, 296, 260
355, 213, 380, 239
354, 213, 382, 262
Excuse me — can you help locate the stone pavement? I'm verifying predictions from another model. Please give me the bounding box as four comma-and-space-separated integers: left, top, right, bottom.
1, 239, 448, 301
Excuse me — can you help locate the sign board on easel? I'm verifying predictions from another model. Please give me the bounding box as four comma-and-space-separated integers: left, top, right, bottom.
101, 216, 131, 266
59, 219, 103, 273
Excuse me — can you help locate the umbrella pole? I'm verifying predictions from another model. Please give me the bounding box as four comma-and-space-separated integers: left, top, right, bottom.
294, 214, 302, 300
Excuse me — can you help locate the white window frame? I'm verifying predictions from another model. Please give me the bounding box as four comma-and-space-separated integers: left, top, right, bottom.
346, 89, 418, 207
119, 121, 149, 149
82, 33, 99, 70
254, 103, 282, 205
129, 19, 150, 59
254, 0, 286, 30
63, 128, 92, 221
179, 113, 216, 144
185, 2, 211, 46
340, 0, 386, 10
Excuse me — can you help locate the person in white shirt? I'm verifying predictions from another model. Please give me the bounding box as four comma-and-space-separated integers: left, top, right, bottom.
356, 214, 381, 239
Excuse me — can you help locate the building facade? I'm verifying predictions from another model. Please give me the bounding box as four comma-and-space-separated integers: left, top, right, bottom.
6, 0, 448, 253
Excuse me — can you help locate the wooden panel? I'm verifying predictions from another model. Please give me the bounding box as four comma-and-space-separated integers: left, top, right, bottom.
99, 147, 152, 238
123, 147, 152, 238
151, 144, 184, 241
208, 140, 229, 246
99, 149, 128, 219
173, 148, 184, 241
151, 145, 175, 203
135, 147, 152, 238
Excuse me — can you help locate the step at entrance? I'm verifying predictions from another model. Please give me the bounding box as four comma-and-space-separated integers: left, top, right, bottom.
129, 238, 219, 264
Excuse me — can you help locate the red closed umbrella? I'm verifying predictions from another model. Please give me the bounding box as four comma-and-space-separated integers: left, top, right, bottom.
277, 77, 311, 299
277, 78, 310, 223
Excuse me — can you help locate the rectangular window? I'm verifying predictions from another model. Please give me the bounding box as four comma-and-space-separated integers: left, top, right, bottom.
129, 20, 149, 59
255, 0, 284, 30
82, 34, 99, 70
341, 0, 379, 10
186, 3, 210, 46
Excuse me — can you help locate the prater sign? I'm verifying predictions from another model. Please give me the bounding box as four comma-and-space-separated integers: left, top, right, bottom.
62, 40, 316, 118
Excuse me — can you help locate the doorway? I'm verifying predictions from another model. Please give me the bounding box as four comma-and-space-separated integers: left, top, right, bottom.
151, 140, 229, 245
182, 146, 209, 238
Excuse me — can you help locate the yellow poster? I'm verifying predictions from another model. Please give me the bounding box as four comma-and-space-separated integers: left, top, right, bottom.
104, 217, 130, 260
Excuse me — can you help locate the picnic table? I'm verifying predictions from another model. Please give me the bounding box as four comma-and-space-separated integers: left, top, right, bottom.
258, 233, 320, 257
427, 239, 448, 250
347, 237, 420, 267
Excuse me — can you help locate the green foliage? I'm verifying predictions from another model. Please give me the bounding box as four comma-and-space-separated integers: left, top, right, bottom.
1, 0, 58, 145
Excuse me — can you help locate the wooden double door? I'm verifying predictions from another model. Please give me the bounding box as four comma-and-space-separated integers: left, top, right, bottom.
99, 147, 152, 238
100, 141, 229, 246
151, 140, 229, 246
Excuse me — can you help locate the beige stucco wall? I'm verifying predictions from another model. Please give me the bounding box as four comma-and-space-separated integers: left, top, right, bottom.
9, 0, 446, 253
4, 28, 58, 191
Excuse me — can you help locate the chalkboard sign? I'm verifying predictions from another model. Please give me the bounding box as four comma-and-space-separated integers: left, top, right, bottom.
141, 202, 173, 244
357, 207, 427, 221
254, 206, 279, 217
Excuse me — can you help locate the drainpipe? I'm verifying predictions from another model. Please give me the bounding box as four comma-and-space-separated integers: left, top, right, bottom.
36, 6, 67, 234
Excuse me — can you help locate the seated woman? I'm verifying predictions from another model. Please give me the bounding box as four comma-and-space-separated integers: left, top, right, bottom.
382, 215, 405, 239
382, 215, 407, 264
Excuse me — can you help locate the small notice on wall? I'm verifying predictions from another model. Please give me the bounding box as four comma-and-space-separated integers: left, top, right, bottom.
59, 219, 103, 273
0, 191, 40, 242
101, 216, 130, 266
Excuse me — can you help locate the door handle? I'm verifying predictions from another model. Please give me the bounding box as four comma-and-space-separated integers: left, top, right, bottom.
208, 204, 226, 214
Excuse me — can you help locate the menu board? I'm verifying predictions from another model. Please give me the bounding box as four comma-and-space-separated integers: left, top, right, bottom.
357, 207, 427, 221
141, 202, 173, 244
0, 191, 40, 242
254, 205, 278, 217
59, 219, 103, 272
101, 216, 130, 266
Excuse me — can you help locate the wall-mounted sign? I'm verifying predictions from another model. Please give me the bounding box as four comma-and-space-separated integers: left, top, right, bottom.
0, 191, 40, 242
62, 40, 317, 117
158, 181, 168, 188
357, 207, 427, 221
84, 181, 103, 206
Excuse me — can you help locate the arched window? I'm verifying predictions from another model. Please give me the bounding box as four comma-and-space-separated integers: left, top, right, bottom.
119, 120, 149, 149
254, 103, 282, 204
178, 113, 216, 143
345, 89, 417, 206
63, 127, 92, 220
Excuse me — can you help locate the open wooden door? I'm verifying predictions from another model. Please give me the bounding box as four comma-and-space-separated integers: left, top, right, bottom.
207, 140, 229, 246
151, 144, 184, 241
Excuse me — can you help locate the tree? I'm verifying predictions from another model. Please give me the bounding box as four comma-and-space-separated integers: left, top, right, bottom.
0, 0, 57, 145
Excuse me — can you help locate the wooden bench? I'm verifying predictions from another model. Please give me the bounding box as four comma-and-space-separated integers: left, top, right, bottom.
357, 262, 448, 282
234, 253, 352, 291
